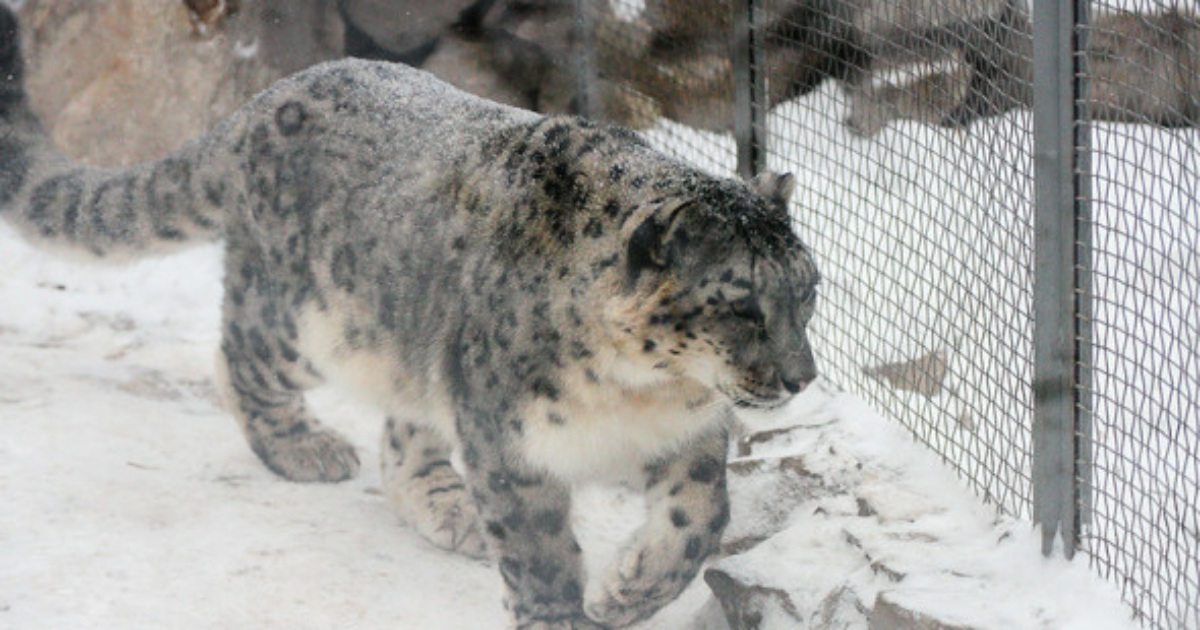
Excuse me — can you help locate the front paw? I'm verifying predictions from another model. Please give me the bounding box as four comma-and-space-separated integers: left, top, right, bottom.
583, 548, 698, 628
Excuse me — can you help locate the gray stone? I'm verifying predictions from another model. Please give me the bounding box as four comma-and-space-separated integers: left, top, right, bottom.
869, 591, 981, 630
814, 585, 872, 630
19, 0, 290, 167
723, 452, 828, 556
705, 567, 804, 630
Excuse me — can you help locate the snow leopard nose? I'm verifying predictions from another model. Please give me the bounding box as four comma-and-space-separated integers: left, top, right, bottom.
778, 335, 818, 394
776, 364, 816, 396
780, 377, 808, 394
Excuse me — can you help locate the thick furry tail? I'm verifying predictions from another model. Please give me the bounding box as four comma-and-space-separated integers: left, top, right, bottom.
0, 4, 226, 261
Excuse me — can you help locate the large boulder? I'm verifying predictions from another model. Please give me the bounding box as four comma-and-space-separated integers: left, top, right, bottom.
16, 0, 344, 167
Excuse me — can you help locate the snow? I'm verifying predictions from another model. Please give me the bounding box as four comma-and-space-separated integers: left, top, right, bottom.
722, 392, 1140, 630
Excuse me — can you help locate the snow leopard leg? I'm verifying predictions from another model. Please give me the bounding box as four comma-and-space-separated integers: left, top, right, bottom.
453, 423, 598, 627
380, 417, 488, 558
217, 244, 359, 483
584, 426, 730, 627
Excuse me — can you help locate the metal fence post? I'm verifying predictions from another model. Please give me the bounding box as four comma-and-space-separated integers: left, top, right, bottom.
1072, 0, 1094, 547
733, 0, 766, 179
1031, 0, 1091, 558
572, 0, 596, 119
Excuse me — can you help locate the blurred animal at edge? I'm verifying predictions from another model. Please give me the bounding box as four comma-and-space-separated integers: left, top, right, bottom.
598, 0, 1030, 132
586, 0, 1200, 135
845, 8, 1200, 135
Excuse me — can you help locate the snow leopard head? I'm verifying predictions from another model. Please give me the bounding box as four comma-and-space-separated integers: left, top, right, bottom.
618, 171, 820, 409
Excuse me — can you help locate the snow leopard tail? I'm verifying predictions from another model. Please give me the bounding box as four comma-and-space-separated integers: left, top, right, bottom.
0, 5, 228, 261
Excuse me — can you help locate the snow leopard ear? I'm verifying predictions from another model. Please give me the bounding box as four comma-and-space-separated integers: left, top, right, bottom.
625, 200, 696, 288
750, 171, 796, 207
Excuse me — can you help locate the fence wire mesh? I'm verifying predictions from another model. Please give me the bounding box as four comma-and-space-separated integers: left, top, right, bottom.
1082, 3, 1200, 628
586, 1, 1197, 628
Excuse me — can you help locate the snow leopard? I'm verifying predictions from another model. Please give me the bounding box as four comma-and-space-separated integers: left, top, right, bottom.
0, 6, 820, 628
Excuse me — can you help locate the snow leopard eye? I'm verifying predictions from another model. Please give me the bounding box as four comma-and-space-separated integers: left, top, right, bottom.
729, 296, 763, 323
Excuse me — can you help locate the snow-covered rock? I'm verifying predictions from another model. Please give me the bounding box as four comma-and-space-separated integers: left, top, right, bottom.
697, 391, 1139, 630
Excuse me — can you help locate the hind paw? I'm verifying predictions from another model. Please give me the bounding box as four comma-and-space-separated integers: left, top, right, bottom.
254, 429, 360, 483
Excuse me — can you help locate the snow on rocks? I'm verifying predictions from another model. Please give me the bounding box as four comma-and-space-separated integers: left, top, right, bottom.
704, 385, 1139, 630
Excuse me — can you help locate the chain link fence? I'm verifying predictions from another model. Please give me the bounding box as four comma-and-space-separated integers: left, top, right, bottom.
583, 1, 1197, 627
1082, 3, 1200, 626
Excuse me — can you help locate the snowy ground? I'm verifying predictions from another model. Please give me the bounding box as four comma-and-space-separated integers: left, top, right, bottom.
0, 213, 1141, 627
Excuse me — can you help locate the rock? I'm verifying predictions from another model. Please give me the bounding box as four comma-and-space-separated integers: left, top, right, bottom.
18, 0, 331, 167
814, 585, 872, 630
723, 452, 828, 555
869, 591, 981, 630
705, 567, 805, 630
703, 415, 1010, 630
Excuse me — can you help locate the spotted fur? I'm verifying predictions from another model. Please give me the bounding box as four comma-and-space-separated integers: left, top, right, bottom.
0, 6, 819, 627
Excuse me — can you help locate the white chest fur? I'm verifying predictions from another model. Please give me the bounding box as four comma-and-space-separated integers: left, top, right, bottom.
518, 372, 730, 484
